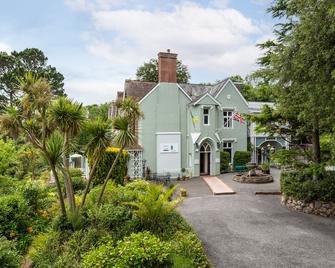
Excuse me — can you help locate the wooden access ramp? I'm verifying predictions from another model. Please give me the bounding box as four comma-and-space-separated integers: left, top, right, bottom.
202, 176, 236, 195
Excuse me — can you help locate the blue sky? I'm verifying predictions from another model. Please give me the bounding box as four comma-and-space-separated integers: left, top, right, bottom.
0, 0, 275, 104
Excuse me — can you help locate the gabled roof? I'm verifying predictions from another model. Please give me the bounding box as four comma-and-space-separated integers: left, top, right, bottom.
119, 78, 245, 103
191, 93, 221, 106
121, 80, 157, 101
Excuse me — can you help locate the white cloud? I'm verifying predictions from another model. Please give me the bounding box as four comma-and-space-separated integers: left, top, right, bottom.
65, 79, 122, 104
0, 42, 12, 53
87, 2, 266, 78
64, 0, 87, 10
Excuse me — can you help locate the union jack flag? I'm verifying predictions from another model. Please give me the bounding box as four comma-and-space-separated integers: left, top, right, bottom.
233, 112, 245, 124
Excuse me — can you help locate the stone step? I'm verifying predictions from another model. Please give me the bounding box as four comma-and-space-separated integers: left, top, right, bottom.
202, 176, 236, 195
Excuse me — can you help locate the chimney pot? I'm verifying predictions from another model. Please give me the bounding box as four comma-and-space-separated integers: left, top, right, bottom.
158, 51, 177, 83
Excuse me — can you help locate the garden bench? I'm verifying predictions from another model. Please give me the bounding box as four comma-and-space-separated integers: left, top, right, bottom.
150, 173, 171, 185
234, 165, 248, 172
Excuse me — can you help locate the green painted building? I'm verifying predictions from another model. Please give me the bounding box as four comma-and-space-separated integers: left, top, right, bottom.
110, 51, 256, 178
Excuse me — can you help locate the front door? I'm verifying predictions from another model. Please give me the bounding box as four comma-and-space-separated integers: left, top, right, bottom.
200, 142, 211, 175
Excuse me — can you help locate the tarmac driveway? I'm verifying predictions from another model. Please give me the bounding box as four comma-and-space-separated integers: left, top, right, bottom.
178, 169, 335, 268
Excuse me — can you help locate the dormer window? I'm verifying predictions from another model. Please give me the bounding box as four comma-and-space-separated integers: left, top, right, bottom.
203, 108, 209, 125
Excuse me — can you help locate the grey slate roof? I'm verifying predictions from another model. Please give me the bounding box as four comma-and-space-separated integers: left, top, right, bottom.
120, 78, 238, 102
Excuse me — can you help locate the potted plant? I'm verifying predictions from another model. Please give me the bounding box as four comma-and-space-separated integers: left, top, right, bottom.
180, 188, 187, 197
181, 168, 187, 181
261, 163, 270, 174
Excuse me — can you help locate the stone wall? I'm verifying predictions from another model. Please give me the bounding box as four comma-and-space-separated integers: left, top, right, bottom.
281, 196, 335, 217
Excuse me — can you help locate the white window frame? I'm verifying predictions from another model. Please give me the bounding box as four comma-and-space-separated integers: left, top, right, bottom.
223, 141, 233, 163
203, 107, 210, 126
223, 110, 234, 129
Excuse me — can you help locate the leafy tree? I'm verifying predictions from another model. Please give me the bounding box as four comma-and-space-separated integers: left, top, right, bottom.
229, 75, 275, 102
136, 58, 191, 83
85, 103, 110, 121
252, 0, 335, 167
0, 48, 65, 111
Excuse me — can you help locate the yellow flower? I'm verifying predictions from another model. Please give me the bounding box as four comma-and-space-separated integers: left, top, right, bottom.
27, 226, 33, 233
106, 147, 128, 155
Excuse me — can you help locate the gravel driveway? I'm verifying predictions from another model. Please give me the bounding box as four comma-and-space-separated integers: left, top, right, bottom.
178, 169, 335, 268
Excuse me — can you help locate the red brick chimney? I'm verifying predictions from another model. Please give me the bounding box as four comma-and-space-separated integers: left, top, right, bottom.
158, 50, 177, 83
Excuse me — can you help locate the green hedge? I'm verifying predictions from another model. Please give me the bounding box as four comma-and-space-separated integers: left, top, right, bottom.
89, 147, 129, 185
233, 151, 251, 166
281, 171, 335, 202
220, 151, 230, 173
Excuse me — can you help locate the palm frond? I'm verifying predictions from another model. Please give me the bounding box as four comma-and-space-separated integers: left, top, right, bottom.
49, 97, 85, 137
45, 131, 64, 166
112, 116, 135, 148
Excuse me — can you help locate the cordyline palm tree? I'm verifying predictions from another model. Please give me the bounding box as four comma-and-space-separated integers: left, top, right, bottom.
49, 97, 85, 212
115, 96, 143, 142
45, 131, 67, 215
79, 119, 111, 208
0, 73, 67, 217
97, 116, 135, 205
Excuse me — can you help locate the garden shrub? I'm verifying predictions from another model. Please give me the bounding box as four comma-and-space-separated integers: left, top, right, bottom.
54, 228, 113, 268
89, 147, 129, 185
0, 236, 21, 268
233, 151, 251, 166
0, 193, 31, 241
29, 231, 63, 268
220, 151, 230, 173
82, 231, 171, 268
281, 170, 335, 202
126, 184, 183, 231
86, 203, 140, 241
0, 139, 18, 176
170, 231, 209, 268
0, 176, 21, 196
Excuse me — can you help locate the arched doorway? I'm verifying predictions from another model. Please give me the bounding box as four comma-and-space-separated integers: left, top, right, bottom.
200, 142, 211, 175
257, 140, 283, 164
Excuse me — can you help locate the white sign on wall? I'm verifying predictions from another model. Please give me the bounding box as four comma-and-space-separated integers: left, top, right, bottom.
160, 143, 179, 153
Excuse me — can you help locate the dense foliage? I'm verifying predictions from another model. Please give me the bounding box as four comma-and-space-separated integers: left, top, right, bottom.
27, 180, 209, 267
82, 232, 171, 268
233, 151, 251, 166
220, 151, 231, 173
0, 48, 65, 111
251, 0, 335, 166
281, 170, 335, 202
90, 147, 129, 185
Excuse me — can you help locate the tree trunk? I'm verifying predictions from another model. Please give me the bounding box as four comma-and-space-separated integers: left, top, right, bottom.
62, 133, 76, 212
97, 147, 124, 205
311, 119, 321, 164
50, 165, 67, 217
79, 157, 99, 209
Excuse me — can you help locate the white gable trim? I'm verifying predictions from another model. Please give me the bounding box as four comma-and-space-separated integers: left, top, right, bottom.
138, 83, 160, 104
139, 83, 192, 104
177, 84, 193, 101
214, 79, 248, 107
192, 93, 221, 106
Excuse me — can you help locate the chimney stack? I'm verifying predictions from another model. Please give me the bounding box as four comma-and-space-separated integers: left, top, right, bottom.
158, 50, 177, 83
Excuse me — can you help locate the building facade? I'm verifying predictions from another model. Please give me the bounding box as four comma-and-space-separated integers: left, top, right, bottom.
112, 51, 256, 178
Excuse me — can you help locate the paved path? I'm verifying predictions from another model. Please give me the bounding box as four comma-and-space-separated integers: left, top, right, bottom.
178, 169, 335, 268
202, 176, 235, 195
